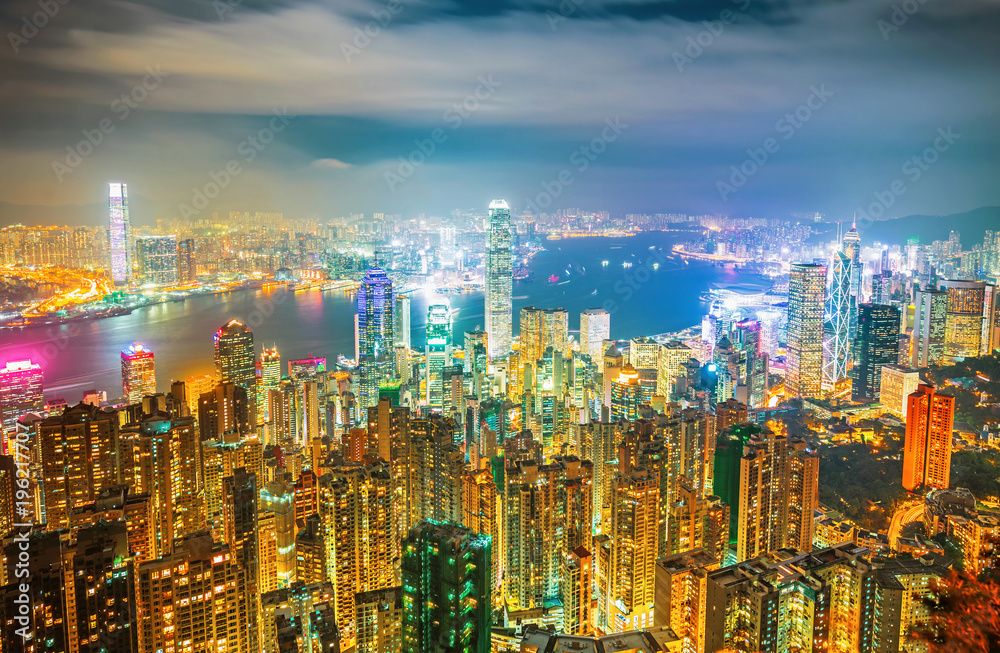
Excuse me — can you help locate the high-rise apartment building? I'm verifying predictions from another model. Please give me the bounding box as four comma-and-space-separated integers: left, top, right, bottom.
355, 586, 403, 653
215, 319, 256, 391
580, 308, 611, 361
520, 306, 569, 365
462, 468, 501, 593
121, 343, 155, 403
135, 235, 178, 285
176, 237, 196, 283
653, 548, 720, 653
852, 304, 901, 402
485, 200, 513, 359
425, 304, 452, 408
938, 280, 995, 361
108, 182, 132, 286
401, 521, 492, 653
879, 364, 921, 419
786, 263, 827, 399
902, 384, 955, 491
606, 467, 660, 633
357, 267, 395, 412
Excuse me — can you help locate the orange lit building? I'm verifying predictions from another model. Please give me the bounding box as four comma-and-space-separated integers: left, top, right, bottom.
902, 384, 954, 491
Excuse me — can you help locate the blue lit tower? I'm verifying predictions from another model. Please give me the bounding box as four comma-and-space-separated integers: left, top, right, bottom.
402, 520, 491, 653
357, 267, 395, 412
108, 182, 132, 286
485, 200, 512, 359
823, 250, 853, 390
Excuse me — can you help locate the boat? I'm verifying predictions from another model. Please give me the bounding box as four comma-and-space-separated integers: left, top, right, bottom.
590, 289, 598, 295
548, 274, 560, 283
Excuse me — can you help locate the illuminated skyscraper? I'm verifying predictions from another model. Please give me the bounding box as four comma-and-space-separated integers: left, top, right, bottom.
257, 346, 281, 425
357, 267, 395, 412
0, 359, 43, 442
902, 384, 955, 491
425, 304, 452, 409
852, 304, 900, 402
654, 549, 720, 653
176, 237, 197, 283
136, 235, 178, 285
395, 293, 411, 349
520, 306, 569, 365
108, 182, 132, 286
938, 280, 995, 361
610, 364, 641, 422
606, 467, 660, 632
580, 308, 611, 360
401, 521, 492, 653
911, 288, 948, 367
823, 251, 854, 390
786, 263, 827, 399
121, 343, 156, 403
223, 468, 261, 653
462, 468, 501, 593
215, 319, 256, 391
485, 199, 513, 359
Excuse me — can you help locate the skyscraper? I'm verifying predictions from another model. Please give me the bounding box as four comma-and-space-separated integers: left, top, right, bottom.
786, 263, 827, 399
121, 343, 156, 403
580, 309, 611, 360
485, 199, 513, 359
823, 251, 853, 390
0, 359, 43, 442
215, 319, 256, 391
357, 267, 395, 412
520, 306, 569, 365
911, 288, 948, 367
938, 280, 994, 361
176, 237, 197, 284
852, 303, 900, 402
401, 521, 492, 653
108, 182, 132, 286
902, 384, 955, 491
425, 304, 451, 409
606, 467, 659, 632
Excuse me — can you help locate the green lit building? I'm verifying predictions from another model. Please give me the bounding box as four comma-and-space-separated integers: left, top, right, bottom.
401, 520, 491, 653
713, 422, 759, 550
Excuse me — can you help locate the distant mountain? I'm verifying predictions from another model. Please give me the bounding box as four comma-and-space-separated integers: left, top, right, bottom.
858, 206, 1000, 247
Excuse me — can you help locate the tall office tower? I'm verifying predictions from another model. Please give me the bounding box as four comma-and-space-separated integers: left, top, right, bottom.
108, 182, 132, 285
911, 287, 948, 367
938, 280, 994, 361
580, 309, 611, 360
401, 521, 492, 653
842, 222, 863, 325
873, 270, 893, 304
355, 586, 403, 653
136, 533, 249, 653
0, 359, 43, 443
357, 267, 395, 412
38, 403, 120, 529
257, 346, 281, 425
628, 336, 660, 371
135, 234, 179, 285
71, 521, 135, 653
504, 456, 593, 611
519, 306, 570, 365
319, 461, 395, 642
485, 199, 513, 359
406, 417, 464, 529
462, 468, 501, 593
394, 293, 411, 349
425, 304, 452, 408
121, 343, 156, 403
176, 237, 196, 283
215, 318, 256, 391
605, 467, 660, 633
736, 428, 819, 562
653, 549, 720, 653
198, 382, 251, 440
852, 303, 901, 402
732, 319, 767, 408
823, 251, 854, 390
704, 543, 876, 653
223, 468, 260, 653
757, 308, 782, 359
261, 479, 297, 588
656, 340, 691, 398
610, 364, 641, 421
902, 384, 955, 491
786, 263, 827, 399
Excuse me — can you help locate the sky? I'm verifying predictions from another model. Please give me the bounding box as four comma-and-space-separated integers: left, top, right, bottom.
1, 0, 999, 226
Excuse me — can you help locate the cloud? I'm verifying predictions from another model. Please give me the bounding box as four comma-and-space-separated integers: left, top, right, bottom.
312, 158, 353, 170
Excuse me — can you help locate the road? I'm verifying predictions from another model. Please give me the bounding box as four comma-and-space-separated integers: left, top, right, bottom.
888, 500, 925, 548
